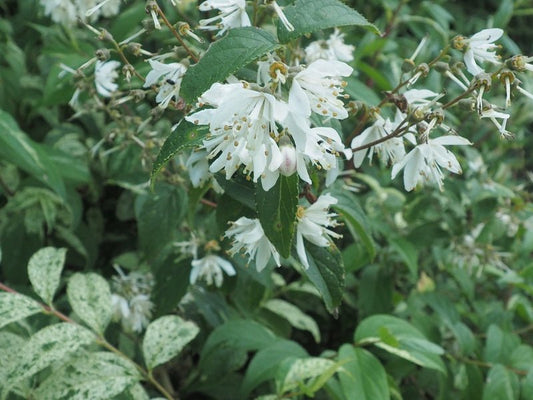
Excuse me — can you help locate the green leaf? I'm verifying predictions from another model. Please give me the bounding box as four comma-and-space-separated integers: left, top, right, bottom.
134, 183, 187, 259
67, 273, 113, 335
0, 332, 26, 382
181, 27, 280, 103
215, 174, 256, 209
331, 190, 375, 260
277, 0, 379, 43
202, 319, 278, 358
152, 257, 192, 316
0, 292, 42, 330
5, 323, 94, 387
27, 246, 66, 305
32, 352, 141, 400
300, 242, 345, 313
150, 120, 209, 186
354, 314, 446, 373
263, 299, 320, 342
482, 364, 519, 400
484, 325, 520, 365
337, 344, 389, 400
241, 340, 307, 397
387, 237, 418, 279
276, 357, 339, 395
0, 109, 66, 198
142, 315, 199, 371
256, 174, 299, 258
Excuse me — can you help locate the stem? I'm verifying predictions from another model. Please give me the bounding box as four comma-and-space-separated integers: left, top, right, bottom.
441, 87, 475, 110
452, 354, 528, 376
155, 5, 199, 63
381, 0, 407, 38
0, 281, 176, 400
351, 117, 411, 153
200, 198, 217, 208
109, 40, 146, 82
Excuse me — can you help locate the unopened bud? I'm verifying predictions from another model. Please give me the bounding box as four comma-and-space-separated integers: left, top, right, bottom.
401, 58, 416, 73
95, 48, 110, 61
127, 42, 142, 56
278, 140, 297, 176
434, 61, 450, 73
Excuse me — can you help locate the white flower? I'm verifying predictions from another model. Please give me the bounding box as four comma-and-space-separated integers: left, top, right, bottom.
461, 28, 503, 76
305, 29, 355, 63
282, 84, 351, 184
292, 59, 353, 119
198, 0, 251, 36
225, 217, 281, 272
144, 60, 187, 108
391, 136, 471, 191
480, 107, 511, 138
86, 0, 121, 17
186, 82, 287, 190
94, 60, 120, 97
351, 115, 406, 167
296, 194, 341, 269
111, 267, 154, 333
190, 255, 236, 287
186, 150, 211, 187
40, 0, 77, 25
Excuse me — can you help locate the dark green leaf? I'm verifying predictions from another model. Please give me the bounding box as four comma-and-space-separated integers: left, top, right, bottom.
256, 174, 298, 258
300, 241, 345, 313
151, 120, 209, 187
215, 174, 256, 209
0, 109, 66, 198
134, 184, 187, 259
152, 257, 192, 316
277, 0, 379, 43
332, 192, 375, 260
181, 27, 280, 103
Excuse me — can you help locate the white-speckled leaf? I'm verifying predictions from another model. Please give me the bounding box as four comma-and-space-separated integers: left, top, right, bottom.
67, 273, 112, 335
0, 332, 26, 381
142, 315, 199, 371
33, 351, 141, 400
28, 247, 66, 305
126, 384, 151, 400
5, 323, 94, 388
263, 299, 320, 342
278, 357, 337, 394
0, 292, 42, 330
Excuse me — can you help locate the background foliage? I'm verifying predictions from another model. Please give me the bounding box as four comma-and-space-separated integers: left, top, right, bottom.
1, 0, 533, 399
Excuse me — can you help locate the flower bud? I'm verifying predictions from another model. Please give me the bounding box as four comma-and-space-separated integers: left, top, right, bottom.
278, 142, 297, 176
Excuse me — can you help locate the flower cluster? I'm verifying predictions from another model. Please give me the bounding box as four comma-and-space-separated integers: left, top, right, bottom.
39, 0, 121, 25
186, 58, 353, 191
110, 267, 154, 333
175, 236, 236, 287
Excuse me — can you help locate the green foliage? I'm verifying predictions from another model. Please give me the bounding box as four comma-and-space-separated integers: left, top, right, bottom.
256, 174, 299, 258
2, 0, 533, 399
180, 27, 280, 103
277, 0, 380, 43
